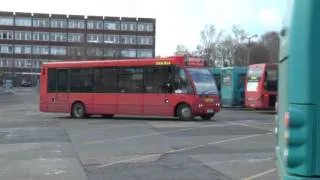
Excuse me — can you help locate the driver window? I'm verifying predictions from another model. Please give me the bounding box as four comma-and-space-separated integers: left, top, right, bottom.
173, 67, 193, 94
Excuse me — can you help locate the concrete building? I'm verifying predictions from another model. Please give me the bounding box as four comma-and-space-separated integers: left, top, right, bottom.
0, 11, 156, 85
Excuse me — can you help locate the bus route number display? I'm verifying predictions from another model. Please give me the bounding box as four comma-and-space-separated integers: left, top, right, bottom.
156, 61, 171, 65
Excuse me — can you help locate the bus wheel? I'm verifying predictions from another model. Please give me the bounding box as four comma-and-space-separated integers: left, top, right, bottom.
101, 114, 114, 118
177, 104, 194, 121
71, 102, 87, 119
200, 113, 215, 120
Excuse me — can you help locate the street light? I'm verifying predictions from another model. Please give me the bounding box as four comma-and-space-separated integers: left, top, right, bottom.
242, 34, 258, 65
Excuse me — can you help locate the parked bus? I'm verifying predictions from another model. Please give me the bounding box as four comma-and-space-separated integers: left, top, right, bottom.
39, 56, 221, 120
220, 67, 247, 107
244, 63, 278, 109
210, 68, 221, 93
275, 0, 320, 179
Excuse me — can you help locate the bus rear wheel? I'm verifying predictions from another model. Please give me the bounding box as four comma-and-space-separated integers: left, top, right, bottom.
200, 113, 215, 120
177, 104, 194, 121
71, 102, 87, 119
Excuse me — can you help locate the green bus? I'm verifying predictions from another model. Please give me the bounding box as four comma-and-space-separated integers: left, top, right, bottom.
275, 0, 320, 179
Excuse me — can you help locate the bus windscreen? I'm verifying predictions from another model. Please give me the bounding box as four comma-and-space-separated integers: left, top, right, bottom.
187, 68, 218, 95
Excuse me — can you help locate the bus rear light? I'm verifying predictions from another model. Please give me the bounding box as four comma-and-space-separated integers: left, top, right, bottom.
284, 112, 290, 128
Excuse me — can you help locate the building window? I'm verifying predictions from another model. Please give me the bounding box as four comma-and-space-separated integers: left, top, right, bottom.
137, 49, 153, 58
15, 17, 32, 26
118, 67, 143, 93
87, 20, 103, 29
104, 34, 119, 44
87, 47, 103, 57
68, 20, 85, 29
33, 32, 50, 41
70, 69, 93, 92
104, 21, 120, 30
51, 33, 67, 42
121, 49, 136, 58
14, 45, 32, 54
33, 45, 49, 55
103, 49, 119, 58
68, 33, 84, 43
33, 18, 50, 27
51, 46, 66, 55
67, 46, 84, 57
87, 34, 103, 43
0, 44, 13, 53
51, 19, 67, 28
137, 23, 153, 32
137, 36, 153, 45
15, 31, 32, 41
0, 30, 13, 40
0, 16, 13, 25
120, 35, 136, 44
121, 22, 137, 31
14, 59, 31, 68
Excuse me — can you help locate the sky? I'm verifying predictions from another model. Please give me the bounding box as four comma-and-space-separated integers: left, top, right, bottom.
1, 0, 287, 56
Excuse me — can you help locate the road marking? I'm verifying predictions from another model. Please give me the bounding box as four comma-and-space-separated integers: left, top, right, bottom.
242, 168, 277, 180
227, 121, 274, 132
85, 123, 233, 145
97, 132, 269, 168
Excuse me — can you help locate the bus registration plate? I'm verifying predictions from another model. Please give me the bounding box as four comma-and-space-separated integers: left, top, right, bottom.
207, 109, 214, 113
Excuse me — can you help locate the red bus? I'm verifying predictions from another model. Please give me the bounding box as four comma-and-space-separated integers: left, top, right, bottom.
39, 56, 221, 120
244, 63, 278, 109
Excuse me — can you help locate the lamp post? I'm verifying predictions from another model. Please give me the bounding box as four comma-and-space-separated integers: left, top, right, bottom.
242, 34, 258, 65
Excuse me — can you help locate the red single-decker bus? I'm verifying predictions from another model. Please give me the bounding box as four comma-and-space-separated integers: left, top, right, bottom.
39, 56, 220, 120
244, 63, 278, 109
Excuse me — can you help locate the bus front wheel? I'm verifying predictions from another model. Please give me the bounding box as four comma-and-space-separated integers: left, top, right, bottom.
200, 113, 215, 120
177, 104, 194, 121
71, 102, 87, 119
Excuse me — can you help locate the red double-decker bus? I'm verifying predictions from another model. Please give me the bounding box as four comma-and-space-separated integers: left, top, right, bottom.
39, 56, 221, 120
244, 63, 278, 109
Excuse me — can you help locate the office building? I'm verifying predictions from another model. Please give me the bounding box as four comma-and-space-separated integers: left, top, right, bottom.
0, 11, 155, 84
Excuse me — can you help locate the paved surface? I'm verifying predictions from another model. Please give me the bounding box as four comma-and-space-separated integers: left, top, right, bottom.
0, 90, 278, 180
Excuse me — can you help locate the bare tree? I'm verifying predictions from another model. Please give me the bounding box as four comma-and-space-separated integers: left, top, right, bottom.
174, 44, 189, 55
249, 42, 270, 64
199, 24, 224, 67
260, 31, 280, 62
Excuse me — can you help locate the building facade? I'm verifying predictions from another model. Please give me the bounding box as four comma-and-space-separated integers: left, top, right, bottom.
0, 11, 155, 85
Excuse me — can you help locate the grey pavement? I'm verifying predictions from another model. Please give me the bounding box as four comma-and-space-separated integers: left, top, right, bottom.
0, 91, 278, 180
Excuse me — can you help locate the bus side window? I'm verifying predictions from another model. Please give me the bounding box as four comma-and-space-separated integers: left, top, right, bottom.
173, 67, 193, 94
144, 65, 173, 93
47, 69, 57, 92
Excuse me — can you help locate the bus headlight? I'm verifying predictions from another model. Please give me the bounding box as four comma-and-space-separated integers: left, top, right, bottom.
198, 104, 204, 107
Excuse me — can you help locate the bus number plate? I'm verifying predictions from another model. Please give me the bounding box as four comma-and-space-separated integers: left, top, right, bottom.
207, 109, 214, 113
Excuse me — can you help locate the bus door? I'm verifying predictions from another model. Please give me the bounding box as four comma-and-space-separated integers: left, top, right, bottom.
221, 72, 233, 106
237, 73, 246, 105
47, 69, 69, 112
143, 65, 173, 116
117, 67, 144, 115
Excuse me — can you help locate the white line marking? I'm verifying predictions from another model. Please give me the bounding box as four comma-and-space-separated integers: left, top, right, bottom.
97, 132, 269, 168
227, 121, 274, 132
242, 168, 277, 180
97, 154, 160, 168
85, 123, 233, 145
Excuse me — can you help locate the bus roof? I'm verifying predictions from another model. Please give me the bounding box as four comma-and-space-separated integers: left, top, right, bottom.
42, 56, 207, 68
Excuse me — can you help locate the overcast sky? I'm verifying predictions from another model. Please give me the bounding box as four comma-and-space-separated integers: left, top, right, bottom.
1, 0, 287, 56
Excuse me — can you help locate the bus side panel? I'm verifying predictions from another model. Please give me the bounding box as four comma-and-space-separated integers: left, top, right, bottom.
143, 94, 173, 116
39, 68, 48, 112
68, 93, 94, 114
117, 93, 143, 115
93, 93, 117, 115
